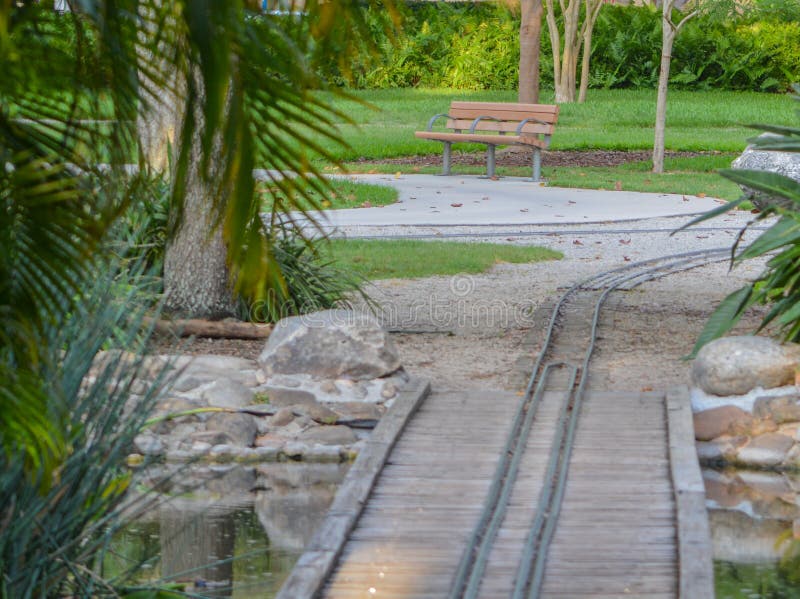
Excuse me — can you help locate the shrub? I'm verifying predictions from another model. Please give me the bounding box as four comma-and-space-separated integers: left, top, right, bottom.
686, 85, 800, 354
314, 2, 800, 93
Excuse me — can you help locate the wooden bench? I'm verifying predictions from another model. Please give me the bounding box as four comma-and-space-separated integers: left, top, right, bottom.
415, 101, 559, 182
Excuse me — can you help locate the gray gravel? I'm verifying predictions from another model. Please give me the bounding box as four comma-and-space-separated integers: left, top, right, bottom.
342, 210, 776, 392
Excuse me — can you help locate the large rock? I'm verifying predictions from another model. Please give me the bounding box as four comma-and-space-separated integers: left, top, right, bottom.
259, 310, 401, 381
691, 336, 800, 396
735, 433, 794, 468
693, 405, 754, 441
732, 134, 800, 211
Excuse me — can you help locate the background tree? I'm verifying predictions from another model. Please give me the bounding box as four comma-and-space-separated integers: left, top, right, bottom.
519, 0, 544, 103
652, 0, 700, 173
544, 0, 604, 103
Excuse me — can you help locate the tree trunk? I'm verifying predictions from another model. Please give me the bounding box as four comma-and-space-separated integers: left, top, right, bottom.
162, 138, 237, 318
653, 14, 676, 173
578, 0, 603, 103
519, 0, 543, 104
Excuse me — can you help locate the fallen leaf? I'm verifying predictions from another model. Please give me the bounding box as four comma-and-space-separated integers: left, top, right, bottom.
573, 239, 583, 245
395, 171, 401, 179
682, 195, 689, 202
361, 201, 372, 208
697, 192, 706, 198
450, 203, 463, 207
568, 200, 576, 204
490, 175, 500, 181
619, 239, 631, 245
641, 386, 653, 392
623, 256, 631, 262
481, 196, 490, 201
696, 235, 709, 239
614, 181, 623, 191
520, 208, 529, 212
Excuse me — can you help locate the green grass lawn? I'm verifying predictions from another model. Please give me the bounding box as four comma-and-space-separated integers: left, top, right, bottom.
294, 87, 794, 200
324, 239, 562, 279
260, 177, 398, 210
310, 88, 795, 161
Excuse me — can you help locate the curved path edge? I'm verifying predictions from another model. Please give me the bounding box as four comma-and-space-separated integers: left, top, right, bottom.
276, 377, 432, 599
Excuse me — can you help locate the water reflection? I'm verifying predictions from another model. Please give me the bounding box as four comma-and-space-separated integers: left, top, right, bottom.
109, 462, 349, 596
705, 468, 800, 598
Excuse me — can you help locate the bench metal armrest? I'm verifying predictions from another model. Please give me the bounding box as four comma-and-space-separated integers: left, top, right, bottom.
515, 117, 549, 134
469, 115, 503, 133
426, 113, 454, 131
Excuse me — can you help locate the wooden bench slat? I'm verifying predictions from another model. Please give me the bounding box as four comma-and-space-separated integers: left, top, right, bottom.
450, 101, 560, 115
415, 131, 548, 148
446, 119, 554, 135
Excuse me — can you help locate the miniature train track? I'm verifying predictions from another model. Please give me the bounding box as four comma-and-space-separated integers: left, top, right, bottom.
449, 248, 729, 599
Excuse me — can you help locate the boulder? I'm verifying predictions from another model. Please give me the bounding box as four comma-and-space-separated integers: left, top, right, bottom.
201, 378, 255, 409
298, 424, 358, 446
693, 405, 754, 441
735, 433, 794, 468
691, 335, 800, 396
754, 394, 800, 424
205, 413, 258, 447
259, 387, 318, 408
732, 134, 800, 212
259, 310, 401, 381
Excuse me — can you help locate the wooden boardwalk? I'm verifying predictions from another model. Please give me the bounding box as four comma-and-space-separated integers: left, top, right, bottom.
278, 383, 712, 599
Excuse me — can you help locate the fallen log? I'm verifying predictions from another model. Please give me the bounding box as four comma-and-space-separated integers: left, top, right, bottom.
146, 317, 273, 340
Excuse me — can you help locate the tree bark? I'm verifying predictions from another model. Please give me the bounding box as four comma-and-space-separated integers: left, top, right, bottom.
546, 0, 581, 103
652, 23, 674, 174
137, 31, 237, 318
519, 0, 543, 104
578, 0, 604, 103
162, 134, 238, 319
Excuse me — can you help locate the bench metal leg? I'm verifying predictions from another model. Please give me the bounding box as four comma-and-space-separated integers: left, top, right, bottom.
532, 147, 542, 182
440, 142, 452, 176
486, 144, 496, 178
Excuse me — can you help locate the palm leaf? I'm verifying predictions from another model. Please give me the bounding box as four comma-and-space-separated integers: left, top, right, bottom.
688, 285, 754, 358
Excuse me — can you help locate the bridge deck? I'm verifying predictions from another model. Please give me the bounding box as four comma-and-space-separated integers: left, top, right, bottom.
279, 385, 711, 599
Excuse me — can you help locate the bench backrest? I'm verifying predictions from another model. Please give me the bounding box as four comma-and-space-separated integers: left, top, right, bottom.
446, 101, 559, 136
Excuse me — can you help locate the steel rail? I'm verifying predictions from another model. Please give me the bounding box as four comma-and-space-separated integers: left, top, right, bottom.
516, 248, 731, 599
449, 247, 730, 599
321, 225, 767, 241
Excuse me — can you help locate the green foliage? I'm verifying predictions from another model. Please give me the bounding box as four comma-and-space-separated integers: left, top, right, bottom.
248, 224, 372, 323
315, 2, 800, 93
0, 261, 174, 598
688, 86, 800, 355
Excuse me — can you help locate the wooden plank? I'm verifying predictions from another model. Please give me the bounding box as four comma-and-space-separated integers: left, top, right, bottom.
446, 119, 553, 135
275, 377, 431, 599
414, 131, 548, 148
666, 386, 714, 599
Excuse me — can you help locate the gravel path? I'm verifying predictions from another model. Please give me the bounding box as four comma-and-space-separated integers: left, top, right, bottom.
163, 207, 775, 396
352, 209, 773, 392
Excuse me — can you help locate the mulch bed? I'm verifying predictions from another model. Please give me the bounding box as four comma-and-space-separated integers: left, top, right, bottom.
352, 149, 731, 169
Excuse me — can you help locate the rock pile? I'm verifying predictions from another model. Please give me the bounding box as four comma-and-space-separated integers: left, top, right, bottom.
731, 134, 800, 212
126, 310, 408, 465
691, 335, 800, 470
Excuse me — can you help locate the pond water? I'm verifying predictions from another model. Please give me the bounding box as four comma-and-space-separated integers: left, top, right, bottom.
108, 462, 349, 597
706, 468, 800, 598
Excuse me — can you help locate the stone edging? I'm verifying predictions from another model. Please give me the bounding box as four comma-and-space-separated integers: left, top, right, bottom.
666, 386, 714, 599
275, 377, 431, 599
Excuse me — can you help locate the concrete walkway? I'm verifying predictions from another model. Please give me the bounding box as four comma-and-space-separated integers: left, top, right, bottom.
311, 174, 726, 227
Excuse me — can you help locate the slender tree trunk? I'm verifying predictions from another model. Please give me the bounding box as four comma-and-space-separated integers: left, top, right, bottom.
578, 0, 603, 103
519, 0, 543, 104
653, 8, 676, 173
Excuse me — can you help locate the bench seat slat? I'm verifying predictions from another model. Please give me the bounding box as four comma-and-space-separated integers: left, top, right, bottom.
449, 102, 559, 123
445, 119, 554, 135
415, 131, 548, 148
